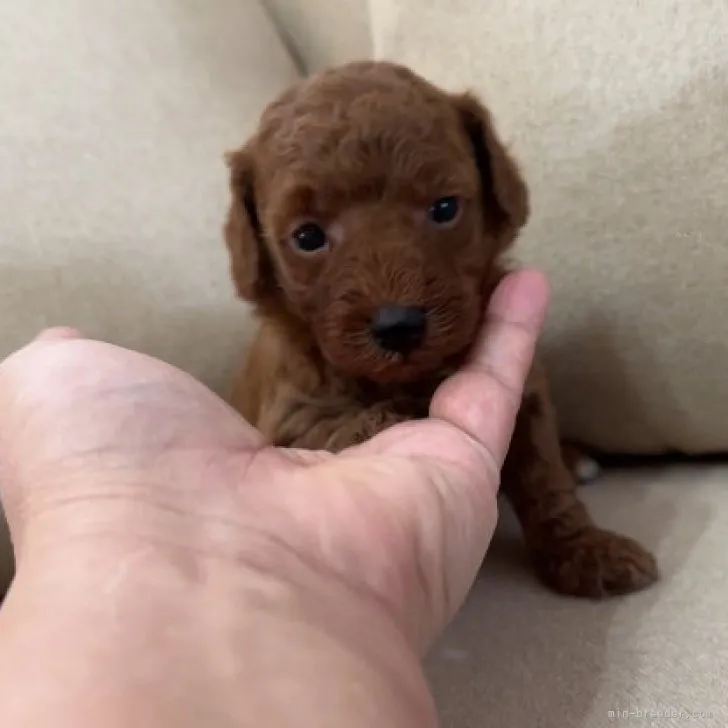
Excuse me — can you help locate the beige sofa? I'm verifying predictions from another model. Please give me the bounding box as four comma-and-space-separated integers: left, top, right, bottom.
1, 0, 726, 725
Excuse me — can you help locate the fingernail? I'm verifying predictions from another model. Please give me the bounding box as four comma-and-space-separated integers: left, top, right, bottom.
34, 327, 81, 343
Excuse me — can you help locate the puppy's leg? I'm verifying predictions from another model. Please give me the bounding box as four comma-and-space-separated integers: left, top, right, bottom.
502, 363, 658, 598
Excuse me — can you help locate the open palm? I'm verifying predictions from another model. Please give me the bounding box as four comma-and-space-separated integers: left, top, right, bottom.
0, 270, 548, 653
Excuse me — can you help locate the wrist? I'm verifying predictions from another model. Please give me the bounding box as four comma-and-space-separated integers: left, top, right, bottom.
233, 547, 439, 728
0, 533, 438, 728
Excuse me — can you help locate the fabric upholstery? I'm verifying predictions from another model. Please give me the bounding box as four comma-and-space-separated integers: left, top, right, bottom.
264, 0, 372, 72
371, 0, 728, 454
1, 3, 727, 727
0, 0, 299, 398
427, 465, 728, 727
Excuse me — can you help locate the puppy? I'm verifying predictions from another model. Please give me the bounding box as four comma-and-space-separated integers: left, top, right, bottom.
222, 60, 658, 598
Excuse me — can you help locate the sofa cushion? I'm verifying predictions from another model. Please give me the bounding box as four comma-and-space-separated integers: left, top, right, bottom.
372, 0, 728, 454
426, 465, 728, 727
0, 0, 299, 396
264, 0, 372, 72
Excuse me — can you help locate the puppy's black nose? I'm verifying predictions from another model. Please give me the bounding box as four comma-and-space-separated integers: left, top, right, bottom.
370, 305, 427, 354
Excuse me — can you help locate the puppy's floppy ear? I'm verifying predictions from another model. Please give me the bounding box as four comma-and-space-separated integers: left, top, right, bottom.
450, 92, 529, 247
223, 143, 275, 302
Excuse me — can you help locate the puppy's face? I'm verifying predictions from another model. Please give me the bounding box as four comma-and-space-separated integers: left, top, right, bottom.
225, 61, 528, 383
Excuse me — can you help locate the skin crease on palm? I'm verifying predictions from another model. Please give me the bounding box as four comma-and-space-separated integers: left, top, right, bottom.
0, 268, 549, 727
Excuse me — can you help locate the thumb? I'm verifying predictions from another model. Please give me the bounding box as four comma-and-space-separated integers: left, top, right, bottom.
350, 268, 550, 642
429, 267, 550, 469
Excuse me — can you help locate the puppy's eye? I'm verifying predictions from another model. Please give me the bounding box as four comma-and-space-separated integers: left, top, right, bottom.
291, 222, 328, 253
428, 196, 461, 225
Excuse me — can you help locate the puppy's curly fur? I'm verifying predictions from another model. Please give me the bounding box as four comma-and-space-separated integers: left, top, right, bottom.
223, 61, 658, 598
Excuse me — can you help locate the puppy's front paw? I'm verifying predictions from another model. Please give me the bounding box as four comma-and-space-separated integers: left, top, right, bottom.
532, 527, 659, 598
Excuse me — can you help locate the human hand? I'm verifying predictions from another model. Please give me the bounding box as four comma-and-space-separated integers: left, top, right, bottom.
0, 269, 548, 656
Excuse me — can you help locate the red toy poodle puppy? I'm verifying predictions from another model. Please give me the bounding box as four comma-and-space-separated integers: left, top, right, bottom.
222, 60, 658, 598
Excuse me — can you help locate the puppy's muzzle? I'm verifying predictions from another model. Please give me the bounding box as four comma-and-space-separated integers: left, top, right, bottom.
370, 304, 427, 355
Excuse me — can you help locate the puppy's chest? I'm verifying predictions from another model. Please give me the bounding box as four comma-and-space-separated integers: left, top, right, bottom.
354, 373, 450, 420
